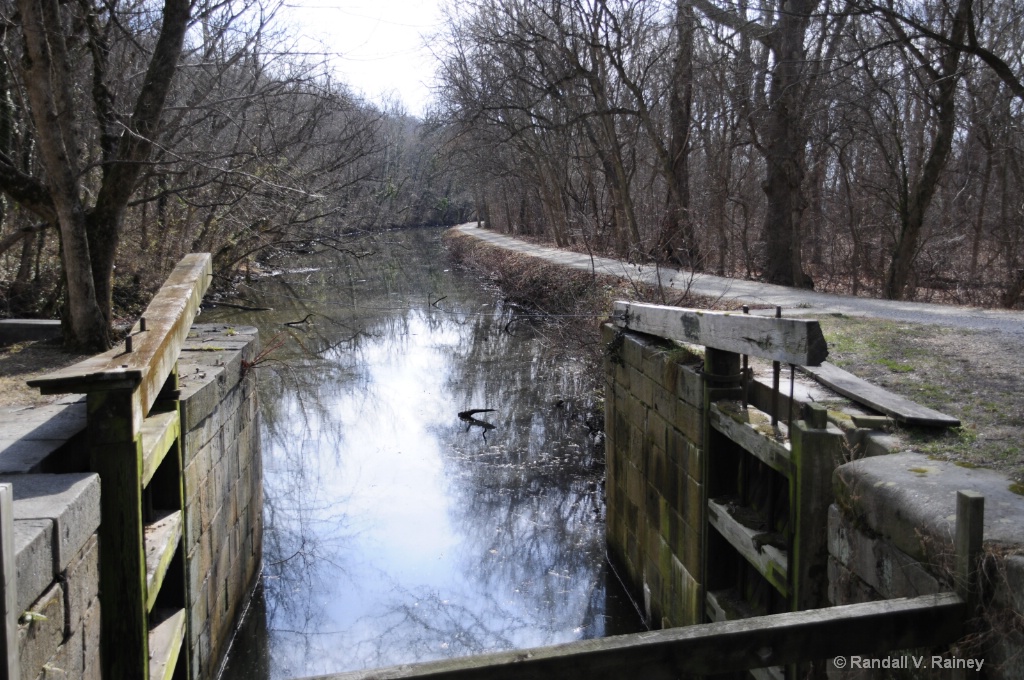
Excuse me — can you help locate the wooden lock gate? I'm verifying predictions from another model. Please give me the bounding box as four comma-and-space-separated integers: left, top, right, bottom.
29, 254, 212, 680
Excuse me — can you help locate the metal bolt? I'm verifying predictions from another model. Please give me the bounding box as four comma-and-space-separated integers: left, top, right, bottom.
140, 317, 147, 332
126, 335, 133, 353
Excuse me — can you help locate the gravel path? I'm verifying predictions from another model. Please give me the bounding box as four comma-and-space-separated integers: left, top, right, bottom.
455, 223, 1024, 336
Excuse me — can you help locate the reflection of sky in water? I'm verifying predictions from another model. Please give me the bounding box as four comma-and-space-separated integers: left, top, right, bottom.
217, 230, 642, 679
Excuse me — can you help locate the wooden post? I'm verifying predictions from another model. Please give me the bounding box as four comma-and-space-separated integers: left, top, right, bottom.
788, 404, 844, 679
88, 389, 149, 679
1, 484, 18, 680
789, 403, 843, 611
954, 490, 984, 615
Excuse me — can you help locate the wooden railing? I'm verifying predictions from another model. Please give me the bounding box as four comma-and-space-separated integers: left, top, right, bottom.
29, 254, 212, 680
300, 592, 966, 680
296, 489, 983, 680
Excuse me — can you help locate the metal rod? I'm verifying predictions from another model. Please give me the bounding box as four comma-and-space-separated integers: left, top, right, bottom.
125, 335, 133, 353
788, 364, 795, 428
742, 305, 749, 410
771, 306, 781, 427
140, 317, 147, 332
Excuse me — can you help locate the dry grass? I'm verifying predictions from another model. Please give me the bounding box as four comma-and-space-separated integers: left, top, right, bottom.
0, 340, 89, 407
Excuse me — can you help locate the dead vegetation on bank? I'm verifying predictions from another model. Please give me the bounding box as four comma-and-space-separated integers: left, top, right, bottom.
442, 228, 749, 369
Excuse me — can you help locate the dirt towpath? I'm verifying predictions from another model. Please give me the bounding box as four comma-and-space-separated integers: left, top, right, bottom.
454, 223, 1024, 336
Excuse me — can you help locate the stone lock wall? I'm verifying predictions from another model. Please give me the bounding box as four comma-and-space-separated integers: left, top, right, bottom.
178, 323, 263, 680
830, 453, 1024, 679
4, 473, 101, 680
602, 324, 705, 628
1, 323, 262, 680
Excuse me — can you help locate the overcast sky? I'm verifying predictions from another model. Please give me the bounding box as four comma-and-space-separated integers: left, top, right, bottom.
281, 0, 447, 117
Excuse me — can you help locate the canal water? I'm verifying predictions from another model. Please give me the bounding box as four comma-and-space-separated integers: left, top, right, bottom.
213, 227, 643, 679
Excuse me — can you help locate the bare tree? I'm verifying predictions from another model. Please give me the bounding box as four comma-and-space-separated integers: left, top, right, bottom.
9, 0, 191, 349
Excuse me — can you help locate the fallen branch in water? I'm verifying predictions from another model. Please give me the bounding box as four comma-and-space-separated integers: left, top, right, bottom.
203, 300, 273, 312
285, 313, 315, 326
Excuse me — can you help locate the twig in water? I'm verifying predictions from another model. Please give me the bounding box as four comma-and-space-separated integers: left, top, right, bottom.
284, 313, 315, 326
241, 332, 288, 374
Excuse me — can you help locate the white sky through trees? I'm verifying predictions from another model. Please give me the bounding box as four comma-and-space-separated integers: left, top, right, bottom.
282, 0, 445, 117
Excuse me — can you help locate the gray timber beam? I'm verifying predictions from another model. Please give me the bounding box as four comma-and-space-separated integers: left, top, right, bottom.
300, 593, 964, 680
28, 253, 211, 428
611, 301, 828, 365
799, 361, 960, 426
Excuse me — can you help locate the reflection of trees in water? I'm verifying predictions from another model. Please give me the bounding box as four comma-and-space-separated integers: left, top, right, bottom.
432, 301, 618, 640
216, 229, 642, 678
353, 585, 528, 667
260, 419, 356, 675
259, 375, 363, 677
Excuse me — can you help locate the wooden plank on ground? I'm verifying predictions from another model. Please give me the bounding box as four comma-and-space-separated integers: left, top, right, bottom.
611, 301, 828, 365
306, 593, 965, 680
798, 362, 960, 427
28, 254, 212, 426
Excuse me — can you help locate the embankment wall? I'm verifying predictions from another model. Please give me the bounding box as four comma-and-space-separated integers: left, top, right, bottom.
178, 323, 263, 679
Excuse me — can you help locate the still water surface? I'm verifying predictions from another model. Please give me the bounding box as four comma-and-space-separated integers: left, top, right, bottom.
214, 228, 643, 679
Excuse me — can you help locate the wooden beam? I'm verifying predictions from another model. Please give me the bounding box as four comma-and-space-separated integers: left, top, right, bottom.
798, 362, 960, 427
611, 301, 828, 366
707, 499, 788, 597
28, 253, 211, 427
304, 594, 965, 680
709, 403, 792, 477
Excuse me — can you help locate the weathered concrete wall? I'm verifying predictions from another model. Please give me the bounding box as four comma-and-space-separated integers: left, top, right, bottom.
1, 473, 102, 680
0, 320, 61, 346
602, 324, 705, 628
177, 323, 263, 680
830, 453, 1024, 679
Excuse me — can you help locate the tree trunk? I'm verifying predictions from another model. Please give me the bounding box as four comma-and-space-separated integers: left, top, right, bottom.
761, 1, 816, 288
15, 0, 190, 350
883, 0, 969, 300
18, 0, 110, 349
659, 1, 701, 267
